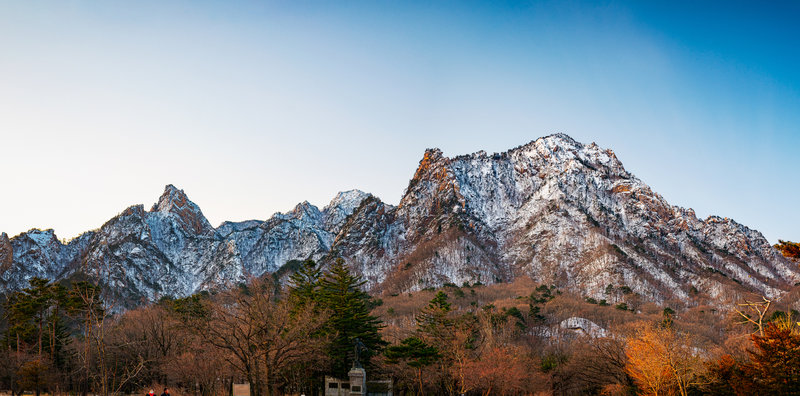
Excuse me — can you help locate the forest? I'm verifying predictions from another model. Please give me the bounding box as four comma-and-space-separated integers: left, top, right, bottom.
2, 250, 800, 396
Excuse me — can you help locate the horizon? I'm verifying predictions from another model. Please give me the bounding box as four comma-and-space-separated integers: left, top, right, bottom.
1, 132, 788, 244
2, 1, 798, 244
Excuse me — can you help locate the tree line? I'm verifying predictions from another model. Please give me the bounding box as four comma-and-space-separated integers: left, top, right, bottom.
3, 258, 800, 395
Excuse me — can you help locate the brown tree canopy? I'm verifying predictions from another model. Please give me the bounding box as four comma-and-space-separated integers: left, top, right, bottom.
744, 322, 800, 394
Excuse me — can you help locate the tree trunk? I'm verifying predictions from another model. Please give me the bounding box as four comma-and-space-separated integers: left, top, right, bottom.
51, 306, 59, 360
85, 311, 91, 396
247, 370, 257, 396
38, 317, 43, 357
417, 367, 424, 396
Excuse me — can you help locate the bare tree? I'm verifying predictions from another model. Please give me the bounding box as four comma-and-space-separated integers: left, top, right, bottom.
553, 335, 634, 395
197, 278, 330, 396
255, 294, 330, 396
199, 285, 265, 396
734, 297, 771, 336
70, 283, 144, 396
162, 336, 234, 396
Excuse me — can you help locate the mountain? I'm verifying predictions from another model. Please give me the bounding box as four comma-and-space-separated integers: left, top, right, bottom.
0, 185, 371, 306
2, 135, 797, 308
333, 134, 799, 305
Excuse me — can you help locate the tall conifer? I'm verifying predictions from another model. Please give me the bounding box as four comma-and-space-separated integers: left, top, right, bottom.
318, 258, 385, 377
287, 259, 322, 309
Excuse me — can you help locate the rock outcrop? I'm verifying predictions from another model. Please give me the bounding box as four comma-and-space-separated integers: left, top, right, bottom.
2, 135, 797, 308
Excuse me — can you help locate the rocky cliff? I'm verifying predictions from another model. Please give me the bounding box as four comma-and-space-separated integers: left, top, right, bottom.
2, 135, 797, 307
331, 134, 799, 305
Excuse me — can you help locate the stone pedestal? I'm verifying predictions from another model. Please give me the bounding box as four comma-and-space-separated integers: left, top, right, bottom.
348, 367, 366, 395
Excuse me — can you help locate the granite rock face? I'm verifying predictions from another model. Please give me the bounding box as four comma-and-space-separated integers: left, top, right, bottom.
331, 134, 799, 305
0, 186, 371, 307
2, 135, 797, 308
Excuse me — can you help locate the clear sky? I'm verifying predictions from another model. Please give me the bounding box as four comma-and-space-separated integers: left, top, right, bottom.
1, 1, 798, 244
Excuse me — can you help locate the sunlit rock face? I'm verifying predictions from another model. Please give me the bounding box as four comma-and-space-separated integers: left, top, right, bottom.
1, 134, 797, 308
332, 134, 800, 305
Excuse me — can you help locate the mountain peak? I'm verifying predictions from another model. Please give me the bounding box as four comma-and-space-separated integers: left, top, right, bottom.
409, 148, 449, 181
25, 228, 58, 246
321, 190, 372, 232
541, 132, 579, 145
398, 146, 463, 220
152, 184, 188, 212
528, 133, 583, 153
291, 201, 322, 221
151, 184, 213, 235
325, 190, 370, 211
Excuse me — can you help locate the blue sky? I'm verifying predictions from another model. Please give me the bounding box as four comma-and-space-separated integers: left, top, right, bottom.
1, 1, 798, 243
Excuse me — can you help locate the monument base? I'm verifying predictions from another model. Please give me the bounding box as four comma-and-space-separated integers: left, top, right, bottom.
348, 367, 366, 395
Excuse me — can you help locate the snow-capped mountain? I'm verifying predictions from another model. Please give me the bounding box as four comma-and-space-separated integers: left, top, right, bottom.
1, 135, 797, 307
329, 134, 799, 304
0, 185, 371, 306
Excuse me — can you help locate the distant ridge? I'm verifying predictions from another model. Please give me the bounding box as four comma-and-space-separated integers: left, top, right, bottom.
2, 134, 797, 308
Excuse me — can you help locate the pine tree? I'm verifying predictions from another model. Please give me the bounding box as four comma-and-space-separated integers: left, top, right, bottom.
2, 278, 76, 396
318, 258, 385, 377
385, 336, 440, 366
385, 336, 440, 394
416, 291, 454, 344
3, 278, 71, 359
287, 259, 322, 309
744, 322, 800, 394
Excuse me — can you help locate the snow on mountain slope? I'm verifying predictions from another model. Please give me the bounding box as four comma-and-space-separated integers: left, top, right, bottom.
0, 186, 370, 306
330, 134, 799, 305
1, 135, 796, 308
0, 229, 93, 293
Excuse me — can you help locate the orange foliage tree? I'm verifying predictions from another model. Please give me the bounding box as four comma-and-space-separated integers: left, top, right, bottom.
624, 322, 700, 396
775, 240, 800, 260
701, 354, 750, 396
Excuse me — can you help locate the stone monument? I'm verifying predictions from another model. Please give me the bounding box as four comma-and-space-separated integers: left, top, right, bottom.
348, 366, 366, 396
349, 338, 367, 395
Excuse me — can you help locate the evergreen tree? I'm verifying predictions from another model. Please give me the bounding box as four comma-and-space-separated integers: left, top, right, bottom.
416, 291, 453, 344
3, 278, 72, 361
318, 258, 385, 377
385, 336, 440, 394
287, 259, 322, 308
43, 283, 71, 370
385, 336, 440, 366
744, 323, 800, 394
2, 278, 77, 396
170, 293, 208, 321
283, 260, 328, 392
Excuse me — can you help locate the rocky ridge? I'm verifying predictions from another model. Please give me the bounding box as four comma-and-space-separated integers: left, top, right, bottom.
330, 134, 799, 305
0, 185, 372, 306
1, 135, 797, 308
